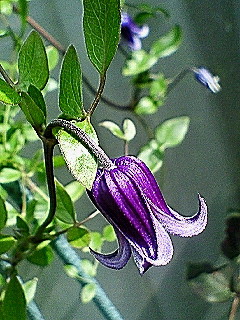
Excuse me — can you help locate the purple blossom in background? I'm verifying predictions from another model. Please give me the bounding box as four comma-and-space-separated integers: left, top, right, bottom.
121, 12, 149, 50
193, 67, 221, 93
88, 156, 208, 274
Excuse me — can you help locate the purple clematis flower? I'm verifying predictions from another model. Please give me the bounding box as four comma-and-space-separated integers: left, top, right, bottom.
193, 67, 221, 93
87, 156, 207, 274
121, 12, 149, 50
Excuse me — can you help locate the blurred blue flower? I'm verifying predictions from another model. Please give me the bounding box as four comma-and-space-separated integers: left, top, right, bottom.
193, 67, 221, 93
121, 12, 149, 50
88, 156, 208, 274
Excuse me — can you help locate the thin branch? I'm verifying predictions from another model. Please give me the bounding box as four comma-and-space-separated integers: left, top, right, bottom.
52, 235, 125, 320
167, 68, 191, 93
229, 295, 240, 320
0, 64, 15, 86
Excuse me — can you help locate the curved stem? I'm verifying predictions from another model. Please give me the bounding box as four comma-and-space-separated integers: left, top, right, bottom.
45, 119, 114, 169
34, 138, 57, 239
87, 74, 106, 116
229, 295, 240, 320
0, 64, 15, 86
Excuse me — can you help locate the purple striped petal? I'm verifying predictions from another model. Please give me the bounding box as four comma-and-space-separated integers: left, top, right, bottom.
90, 228, 131, 270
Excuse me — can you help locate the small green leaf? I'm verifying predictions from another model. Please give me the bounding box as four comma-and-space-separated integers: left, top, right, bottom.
150, 25, 182, 59
188, 266, 234, 302
134, 96, 158, 115
67, 227, 91, 248
123, 25, 182, 76
28, 84, 46, 118
99, 121, 125, 139
83, 0, 121, 74
0, 79, 21, 105
81, 259, 97, 277
55, 180, 76, 224
0, 168, 21, 183
59, 45, 85, 119
22, 278, 38, 304
64, 265, 79, 278
27, 244, 54, 266
0, 194, 7, 230
103, 225, 116, 242
65, 181, 85, 202
122, 119, 136, 142
3, 276, 27, 320
16, 216, 30, 236
149, 74, 168, 103
18, 31, 49, 90
155, 116, 190, 150
138, 140, 164, 173
19, 92, 46, 128
0, 235, 16, 254
46, 46, 59, 71
89, 231, 103, 251
56, 119, 98, 190
19, 0, 28, 28
80, 283, 96, 304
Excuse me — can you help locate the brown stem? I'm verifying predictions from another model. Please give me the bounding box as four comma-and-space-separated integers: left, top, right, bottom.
0, 64, 15, 86
229, 295, 240, 320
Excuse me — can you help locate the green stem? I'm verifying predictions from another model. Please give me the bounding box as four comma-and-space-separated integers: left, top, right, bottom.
34, 138, 57, 240
52, 235, 125, 320
0, 63, 15, 86
167, 68, 191, 93
87, 74, 107, 117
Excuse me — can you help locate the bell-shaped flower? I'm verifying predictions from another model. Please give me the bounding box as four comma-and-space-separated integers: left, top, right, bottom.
87, 156, 207, 274
121, 12, 149, 50
193, 67, 221, 93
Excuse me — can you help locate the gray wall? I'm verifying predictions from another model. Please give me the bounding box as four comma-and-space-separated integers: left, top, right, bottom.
16, 0, 240, 319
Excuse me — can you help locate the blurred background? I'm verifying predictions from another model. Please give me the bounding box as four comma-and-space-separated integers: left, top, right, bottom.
2, 0, 240, 319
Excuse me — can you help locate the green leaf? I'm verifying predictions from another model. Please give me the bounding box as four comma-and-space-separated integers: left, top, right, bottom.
18, 31, 49, 90
59, 45, 85, 119
0, 194, 7, 230
149, 74, 168, 103
27, 244, 54, 266
0, 79, 21, 105
80, 283, 96, 304
103, 225, 116, 242
16, 216, 30, 236
56, 119, 98, 190
81, 259, 97, 277
28, 84, 46, 118
0, 235, 16, 254
46, 46, 59, 71
65, 181, 85, 202
22, 278, 38, 304
0, 168, 21, 183
55, 180, 76, 224
3, 276, 27, 320
19, 0, 28, 28
150, 25, 182, 58
89, 231, 103, 251
188, 265, 234, 302
138, 140, 164, 173
64, 265, 79, 278
134, 96, 158, 115
122, 119, 136, 141
83, 0, 121, 74
99, 121, 125, 139
67, 227, 91, 248
155, 116, 190, 150
123, 25, 182, 76
19, 92, 46, 129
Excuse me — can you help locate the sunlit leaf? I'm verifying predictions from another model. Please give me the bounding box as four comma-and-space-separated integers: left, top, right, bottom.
18, 31, 49, 90
81, 259, 97, 277
56, 119, 98, 190
138, 140, 164, 173
0, 194, 7, 230
67, 227, 91, 248
134, 96, 158, 115
80, 283, 96, 304
65, 181, 85, 203
103, 225, 116, 242
0, 235, 16, 254
0, 168, 21, 183
99, 121, 124, 139
27, 244, 54, 266
46, 46, 59, 71
0, 79, 21, 105
155, 116, 190, 150
22, 278, 38, 304
83, 0, 121, 74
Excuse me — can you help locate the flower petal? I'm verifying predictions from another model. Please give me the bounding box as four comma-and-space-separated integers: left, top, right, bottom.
148, 194, 208, 237
90, 228, 131, 270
